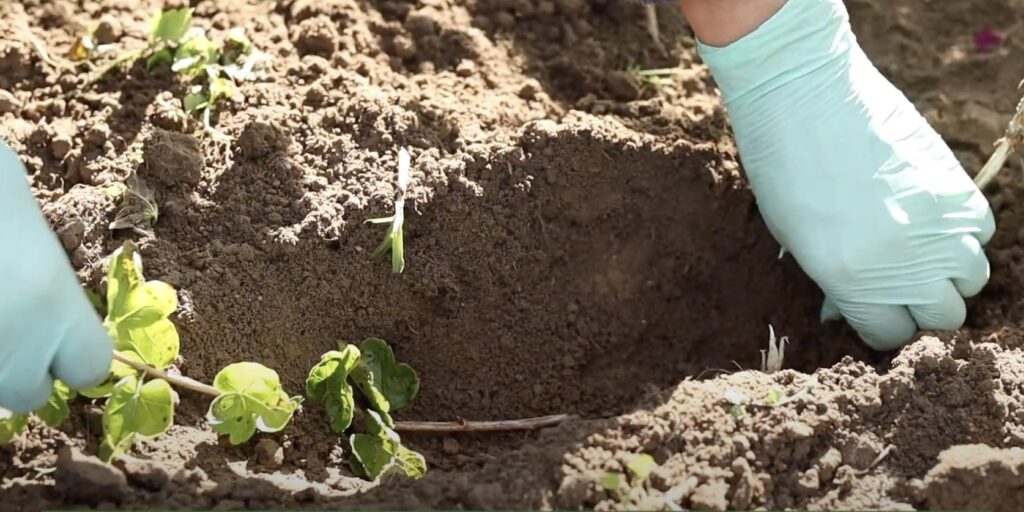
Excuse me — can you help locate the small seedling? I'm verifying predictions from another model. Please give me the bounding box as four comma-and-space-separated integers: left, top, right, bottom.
723, 388, 749, 419
601, 453, 660, 505
0, 242, 300, 461
306, 338, 425, 480
368, 148, 411, 274
627, 64, 680, 88
92, 8, 268, 138
67, 28, 116, 62
722, 376, 819, 420
760, 324, 787, 374
109, 173, 159, 236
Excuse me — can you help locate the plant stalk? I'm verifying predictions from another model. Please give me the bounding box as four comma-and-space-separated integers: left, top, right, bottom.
112, 350, 569, 433
975, 83, 1024, 189
393, 414, 570, 432
112, 350, 220, 397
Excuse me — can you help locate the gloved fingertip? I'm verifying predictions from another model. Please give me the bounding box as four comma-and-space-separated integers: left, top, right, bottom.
51, 310, 113, 390
843, 303, 918, 352
820, 297, 842, 323
908, 281, 966, 331
0, 376, 55, 415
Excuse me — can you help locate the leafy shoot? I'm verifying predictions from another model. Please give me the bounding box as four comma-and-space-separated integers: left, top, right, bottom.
368, 148, 412, 273
0, 242, 299, 461
306, 337, 424, 480
91, 8, 268, 138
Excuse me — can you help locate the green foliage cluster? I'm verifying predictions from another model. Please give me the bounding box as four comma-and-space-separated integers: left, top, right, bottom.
96, 8, 267, 136
0, 242, 299, 462
306, 338, 425, 480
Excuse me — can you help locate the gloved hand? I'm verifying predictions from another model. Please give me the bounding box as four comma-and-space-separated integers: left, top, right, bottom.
696, 0, 995, 350
0, 142, 112, 413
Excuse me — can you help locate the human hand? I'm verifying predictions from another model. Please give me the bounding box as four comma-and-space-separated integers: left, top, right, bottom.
696, 0, 994, 350
0, 142, 112, 412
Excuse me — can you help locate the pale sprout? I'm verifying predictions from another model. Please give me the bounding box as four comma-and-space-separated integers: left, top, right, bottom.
761, 324, 788, 374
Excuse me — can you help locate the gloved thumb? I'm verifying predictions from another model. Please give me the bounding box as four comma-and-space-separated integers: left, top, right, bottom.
51, 294, 113, 390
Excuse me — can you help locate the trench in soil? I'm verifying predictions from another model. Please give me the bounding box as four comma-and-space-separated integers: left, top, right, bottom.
141, 121, 873, 434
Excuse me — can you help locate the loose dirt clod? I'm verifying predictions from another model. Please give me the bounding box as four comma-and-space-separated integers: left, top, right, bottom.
55, 447, 128, 505
923, 445, 1024, 512
142, 129, 204, 187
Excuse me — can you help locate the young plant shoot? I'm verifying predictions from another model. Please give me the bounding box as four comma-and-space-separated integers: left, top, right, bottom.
0, 242, 299, 461
92, 8, 268, 138
306, 338, 425, 480
368, 148, 411, 273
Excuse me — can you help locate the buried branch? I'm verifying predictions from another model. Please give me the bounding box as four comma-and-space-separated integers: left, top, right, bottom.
112, 350, 570, 433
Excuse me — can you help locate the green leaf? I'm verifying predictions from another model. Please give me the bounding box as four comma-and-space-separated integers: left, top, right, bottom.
146, 48, 173, 70
172, 29, 219, 75
392, 443, 427, 478
600, 472, 622, 493
208, 363, 301, 445
36, 381, 75, 427
226, 27, 253, 53
116, 280, 177, 328
106, 242, 145, 319
350, 433, 395, 479
627, 454, 657, 482
104, 242, 180, 370
117, 318, 180, 371
357, 338, 419, 411
183, 91, 209, 114
305, 346, 361, 433
81, 354, 141, 399
349, 364, 390, 413
370, 218, 405, 274
348, 411, 426, 481
391, 224, 405, 273
149, 8, 194, 43
208, 77, 237, 105
100, 376, 175, 461
223, 27, 253, 65
0, 408, 28, 444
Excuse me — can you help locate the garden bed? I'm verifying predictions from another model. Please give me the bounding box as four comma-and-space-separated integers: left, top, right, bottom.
2, 0, 1024, 510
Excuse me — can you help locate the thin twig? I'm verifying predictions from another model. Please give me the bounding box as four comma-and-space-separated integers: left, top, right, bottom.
975, 81, 1024, 189
111, 350, 220, 397
393, 414, 569, 433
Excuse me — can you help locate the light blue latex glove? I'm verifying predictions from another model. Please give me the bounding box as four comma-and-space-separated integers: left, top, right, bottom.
0, 142, 112, 413
696, 0, 994, 350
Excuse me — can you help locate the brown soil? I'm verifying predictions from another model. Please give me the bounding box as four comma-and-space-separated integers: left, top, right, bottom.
2, 0, 1024, 510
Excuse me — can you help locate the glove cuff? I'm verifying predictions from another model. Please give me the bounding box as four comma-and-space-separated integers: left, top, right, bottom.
695, 0, 855, 107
